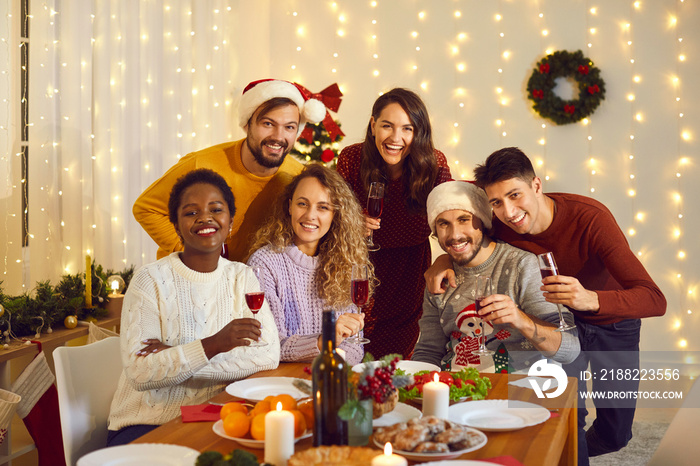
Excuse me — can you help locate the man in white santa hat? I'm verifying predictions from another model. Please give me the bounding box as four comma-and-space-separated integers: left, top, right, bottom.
133, 79, 328, 262
412, 181, 579, 372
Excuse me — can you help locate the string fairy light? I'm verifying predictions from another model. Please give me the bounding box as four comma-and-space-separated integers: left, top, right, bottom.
536, 2, 550, 182
1, 2, 13, 283
584, 2, 598, 195
624, 2, 639, 250
495, 3, 507, 146
451, 6, 465, 178
671, 0, 693, 348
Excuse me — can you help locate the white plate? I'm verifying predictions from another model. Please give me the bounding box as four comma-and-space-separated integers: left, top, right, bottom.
352, 360, 440, 375
212, 419, 312, 449
448, 399, 550, 432
225, 377, 309, 402
373, 402, 421, 427
373, 427, 487, 462
77, 444, 199, 466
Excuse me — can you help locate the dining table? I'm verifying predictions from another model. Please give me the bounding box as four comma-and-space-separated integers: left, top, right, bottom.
132, 362, 578, 465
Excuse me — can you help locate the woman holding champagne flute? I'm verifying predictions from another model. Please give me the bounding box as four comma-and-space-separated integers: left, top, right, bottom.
337, 88, 452, 358
248, 164, 374, 365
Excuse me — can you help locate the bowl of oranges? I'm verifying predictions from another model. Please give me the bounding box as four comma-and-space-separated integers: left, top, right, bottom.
213, 394, 314, 449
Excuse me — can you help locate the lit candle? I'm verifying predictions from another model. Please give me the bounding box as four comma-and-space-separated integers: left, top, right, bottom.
422, 373, 449, 419
371, 443, 408, 466
264, 402, 294, 466
85, 255, 92, 308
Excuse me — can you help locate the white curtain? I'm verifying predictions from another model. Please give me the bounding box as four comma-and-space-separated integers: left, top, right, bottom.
0, 0, 276, 294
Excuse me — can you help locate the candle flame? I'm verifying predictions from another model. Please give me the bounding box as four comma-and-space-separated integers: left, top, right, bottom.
384, 442, 393, 455
276, 402, 283, 412
434, 373, 440, 383
111, 280, 119, 292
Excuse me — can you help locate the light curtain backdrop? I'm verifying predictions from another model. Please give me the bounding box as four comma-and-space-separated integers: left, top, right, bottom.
0, 0, 698, 361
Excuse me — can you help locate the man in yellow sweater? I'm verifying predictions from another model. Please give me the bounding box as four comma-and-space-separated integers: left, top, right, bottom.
133, 79, 328, 262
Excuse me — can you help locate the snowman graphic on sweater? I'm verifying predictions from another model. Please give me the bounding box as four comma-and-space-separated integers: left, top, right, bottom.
450, 304, 512, 373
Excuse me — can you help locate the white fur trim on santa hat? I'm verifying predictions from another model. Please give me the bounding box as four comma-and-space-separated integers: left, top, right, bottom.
427, 181, 492, 234
238, 79, 326, 137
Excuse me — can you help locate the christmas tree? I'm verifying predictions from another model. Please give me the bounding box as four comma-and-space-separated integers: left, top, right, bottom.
291, 120, 344, 168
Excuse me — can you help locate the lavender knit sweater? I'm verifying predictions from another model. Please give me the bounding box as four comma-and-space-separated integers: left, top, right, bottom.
248, 245, 364, 365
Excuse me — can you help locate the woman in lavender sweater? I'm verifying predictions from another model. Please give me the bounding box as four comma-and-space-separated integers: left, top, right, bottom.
248, 164, 375, 365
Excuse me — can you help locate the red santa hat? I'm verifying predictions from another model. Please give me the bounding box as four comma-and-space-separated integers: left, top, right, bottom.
238, 79, 327, 137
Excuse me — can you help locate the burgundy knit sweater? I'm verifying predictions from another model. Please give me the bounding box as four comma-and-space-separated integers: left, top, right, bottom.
493, 193, 666, 325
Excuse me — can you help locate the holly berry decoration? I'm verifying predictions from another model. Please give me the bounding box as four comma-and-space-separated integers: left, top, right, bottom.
64, 315, 78, 329
357, 356, 399, 403
527, 50, 605, 125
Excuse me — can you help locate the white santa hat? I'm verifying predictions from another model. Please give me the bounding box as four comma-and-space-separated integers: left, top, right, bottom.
238, 79, 327, 137
427, 181, 492, 235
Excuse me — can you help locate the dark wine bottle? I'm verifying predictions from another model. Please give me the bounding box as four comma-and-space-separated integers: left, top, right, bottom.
312, 311, 348, 446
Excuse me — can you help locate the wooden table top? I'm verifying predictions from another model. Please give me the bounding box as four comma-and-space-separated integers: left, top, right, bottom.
133, 363, 578, 466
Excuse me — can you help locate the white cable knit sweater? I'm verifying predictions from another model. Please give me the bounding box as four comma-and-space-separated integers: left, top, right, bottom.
107, 253, 280, 431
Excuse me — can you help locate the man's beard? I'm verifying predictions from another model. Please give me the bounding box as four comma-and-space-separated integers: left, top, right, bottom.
443, 231, 484, 267
246, 137, 290, 169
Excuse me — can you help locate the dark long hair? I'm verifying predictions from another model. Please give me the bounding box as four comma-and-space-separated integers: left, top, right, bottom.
359, 88, 439, 214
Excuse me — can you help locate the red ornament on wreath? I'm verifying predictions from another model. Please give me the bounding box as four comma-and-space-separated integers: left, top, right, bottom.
527, 50, 606, 125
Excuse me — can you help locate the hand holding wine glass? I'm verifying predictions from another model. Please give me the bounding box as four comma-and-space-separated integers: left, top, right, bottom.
245, 266, 268, 347
366, 182, 385, 252
472, 275, 495, 357
536, 252, 576, 332
346, 264, 370, 345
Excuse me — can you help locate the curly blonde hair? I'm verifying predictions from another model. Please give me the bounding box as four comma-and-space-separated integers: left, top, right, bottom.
250, 163, 375, 308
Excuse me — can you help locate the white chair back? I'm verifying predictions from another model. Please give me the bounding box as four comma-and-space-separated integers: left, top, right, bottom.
54, 336, 122, 466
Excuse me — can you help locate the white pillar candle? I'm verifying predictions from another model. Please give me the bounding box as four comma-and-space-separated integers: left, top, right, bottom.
264, 402, 295, 466
371, 443, 408, 466
422, 373, 449, 419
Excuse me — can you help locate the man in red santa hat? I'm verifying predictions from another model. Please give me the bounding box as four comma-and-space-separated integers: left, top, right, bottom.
133, 79, 328, 262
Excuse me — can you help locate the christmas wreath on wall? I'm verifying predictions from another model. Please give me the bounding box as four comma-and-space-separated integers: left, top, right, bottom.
527, 50, 605, 125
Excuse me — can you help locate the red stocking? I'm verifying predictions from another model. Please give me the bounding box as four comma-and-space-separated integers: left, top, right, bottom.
11, 351, 66, 466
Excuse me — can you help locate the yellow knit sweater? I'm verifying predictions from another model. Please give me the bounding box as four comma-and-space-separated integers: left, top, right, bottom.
133, 138, 303, 262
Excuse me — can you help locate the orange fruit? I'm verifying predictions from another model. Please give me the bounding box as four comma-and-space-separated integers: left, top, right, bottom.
223, 411, 250, 438
297, 398, 314, 428
289, 409, 307, 437
269, 394, 297, 411
219, 401, 248, 420
250, 413, 266, 440
263, 395, 276, 403
248, 400, 271, 419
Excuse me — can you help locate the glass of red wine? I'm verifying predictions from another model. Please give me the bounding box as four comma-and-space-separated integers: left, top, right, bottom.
245, 266, 268, 347
366, 182, 385, 252
536, 252, 576, 332
472, 275, 494, 357
346, 264, 370, 345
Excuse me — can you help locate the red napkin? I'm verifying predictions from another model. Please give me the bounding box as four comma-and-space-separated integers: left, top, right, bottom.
181, 404, 221, 422
483, 456, 526, 466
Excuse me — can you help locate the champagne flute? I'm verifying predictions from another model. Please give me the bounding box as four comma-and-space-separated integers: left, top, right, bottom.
346, 264, 370, 345
536, 252, 576, 332
245, 266, 268, 347
472, 275, 495, 357
366, 182, 385, 252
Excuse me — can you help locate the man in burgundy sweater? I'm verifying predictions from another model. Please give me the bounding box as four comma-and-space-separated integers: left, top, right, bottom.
426, 147, 666, 466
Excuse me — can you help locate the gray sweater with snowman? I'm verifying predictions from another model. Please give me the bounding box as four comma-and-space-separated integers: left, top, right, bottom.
413, 241, 580, 372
